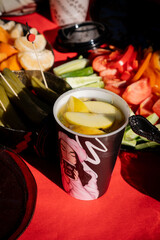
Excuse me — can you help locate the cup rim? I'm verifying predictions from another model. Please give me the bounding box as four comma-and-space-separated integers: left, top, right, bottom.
53, 87, 130, 138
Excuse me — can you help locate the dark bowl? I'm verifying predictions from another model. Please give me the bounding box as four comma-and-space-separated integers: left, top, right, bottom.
119, 146, 160, 201
0, 144, 37, 240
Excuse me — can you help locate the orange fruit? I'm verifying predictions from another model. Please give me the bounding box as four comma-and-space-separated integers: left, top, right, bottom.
0, 54, 22, 71
14, 34, 47, 52
0, 26, 10, 43
18, 50, 54, 71
0, 42, 18, 58
0, 53, 7, 63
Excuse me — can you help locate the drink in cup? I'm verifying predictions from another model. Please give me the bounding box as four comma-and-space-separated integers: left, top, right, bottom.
53, 88, 130, 200
49, 0, 89, 26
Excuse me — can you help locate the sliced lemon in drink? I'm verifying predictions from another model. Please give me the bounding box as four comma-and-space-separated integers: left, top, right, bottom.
64, 112, 115, 129
66, 96, 89, 112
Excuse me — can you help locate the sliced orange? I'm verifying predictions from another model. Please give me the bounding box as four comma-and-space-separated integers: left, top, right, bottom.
18, 50, 54, 71
14, 34, 47, 52
0, 54, 22, 71
0, 26, 10, 43
0, 42, 18, 58
0, 53, 7, 63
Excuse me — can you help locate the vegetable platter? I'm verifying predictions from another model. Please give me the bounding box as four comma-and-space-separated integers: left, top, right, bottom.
52, 44, 160, 151
0, 20, 160, 155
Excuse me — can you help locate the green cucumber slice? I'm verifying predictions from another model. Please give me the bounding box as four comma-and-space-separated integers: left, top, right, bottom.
65, 76, 102, 88
53, 58, 89, 76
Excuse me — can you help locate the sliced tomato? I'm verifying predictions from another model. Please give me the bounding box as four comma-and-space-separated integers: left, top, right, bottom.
104, 79, 125, 95
92, 55, 109, 72
103, 78, 125, 86
122, 78, 152, 105
138, 94, 158, 117
152, 98, 160, 117
88, 48, 111, 61
105, 84, 124, 96
99, 68, 117, 78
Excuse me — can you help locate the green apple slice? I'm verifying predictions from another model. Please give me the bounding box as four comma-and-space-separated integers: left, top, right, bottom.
64, 112, 115, 129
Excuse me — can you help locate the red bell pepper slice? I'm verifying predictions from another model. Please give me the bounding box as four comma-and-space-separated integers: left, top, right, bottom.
110, 45, 135, 72
120, 70, 131, 81
126, 50, 138, 72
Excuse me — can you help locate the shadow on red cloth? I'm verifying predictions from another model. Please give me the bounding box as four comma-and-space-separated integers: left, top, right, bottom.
119, 148, 160, 202
21, 114, 63, 190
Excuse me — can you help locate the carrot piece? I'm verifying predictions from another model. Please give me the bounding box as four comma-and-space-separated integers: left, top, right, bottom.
143, 51, 160, 96
131, 51, 152, 82
148, 50, 160, 70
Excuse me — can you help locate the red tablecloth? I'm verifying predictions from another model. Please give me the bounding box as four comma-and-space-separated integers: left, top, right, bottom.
2, 13, 160, 240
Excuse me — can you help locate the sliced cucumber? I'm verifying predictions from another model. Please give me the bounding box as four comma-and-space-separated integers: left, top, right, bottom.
60, 66, 93, 78
155, 123, 160, 130
123, 127, 138, 141
124, 112, 159, 141
65, 76, 102, 88
121, 138, 137, 147
135, 141, 160, 150
146, 112, 159, 125
53, 58, 89, 76
79, 81, 104, 88
122, 112, 160, 150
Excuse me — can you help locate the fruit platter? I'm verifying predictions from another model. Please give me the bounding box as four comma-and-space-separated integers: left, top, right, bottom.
0, 19, 54, 71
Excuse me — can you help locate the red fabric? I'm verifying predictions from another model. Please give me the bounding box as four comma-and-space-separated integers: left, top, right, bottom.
2, 13, 160, 240
19, 158, 160, 240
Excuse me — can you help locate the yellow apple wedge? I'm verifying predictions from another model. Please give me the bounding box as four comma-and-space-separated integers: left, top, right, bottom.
64, 112, 115, 129
71, 125, 105, 135
66, 96, 89, 112
84, 101, 124, 122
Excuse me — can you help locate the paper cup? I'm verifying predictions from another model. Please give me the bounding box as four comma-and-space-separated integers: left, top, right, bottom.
49, 0, 89, 26
53, 88, 130, 200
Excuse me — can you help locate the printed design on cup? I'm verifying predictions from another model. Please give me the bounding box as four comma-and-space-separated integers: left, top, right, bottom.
58, 131, 102, 200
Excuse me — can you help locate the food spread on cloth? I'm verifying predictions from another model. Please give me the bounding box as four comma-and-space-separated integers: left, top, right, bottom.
0, 20, 160, 152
